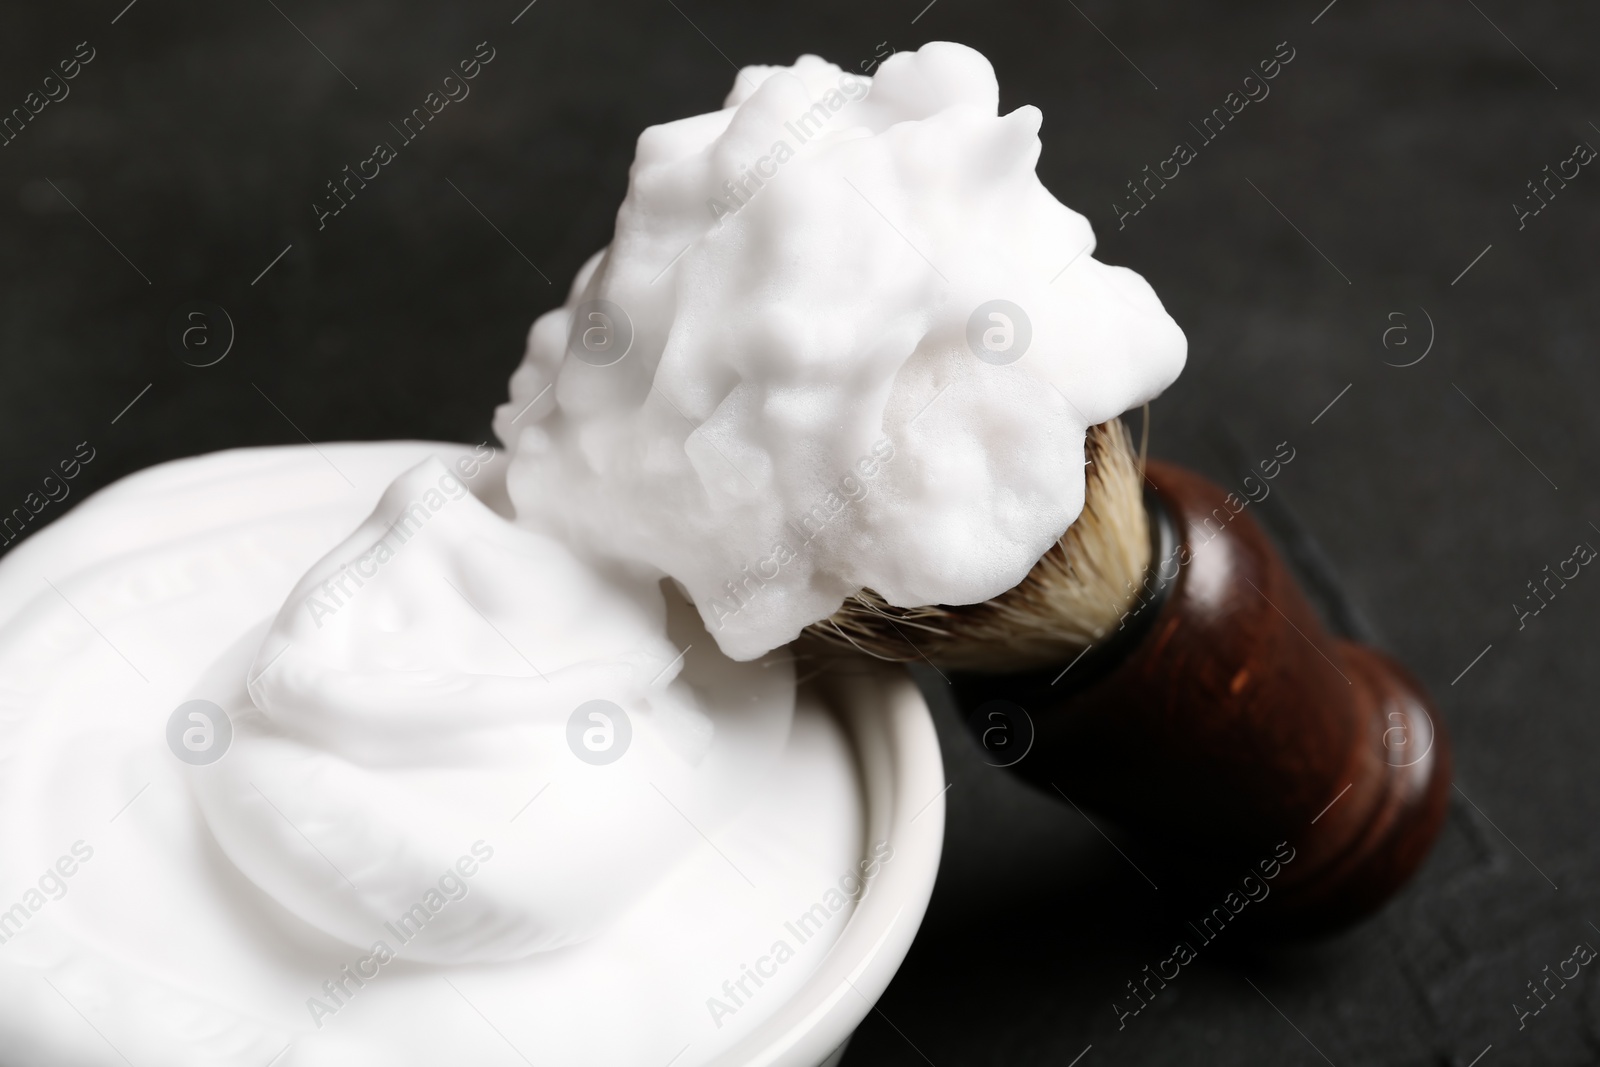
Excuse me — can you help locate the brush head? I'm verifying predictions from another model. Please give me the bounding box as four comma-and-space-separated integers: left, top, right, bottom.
803, 419, 1151, 673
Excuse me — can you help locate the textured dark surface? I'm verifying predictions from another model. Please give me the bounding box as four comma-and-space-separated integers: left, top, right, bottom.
2, 1, 1597, 1064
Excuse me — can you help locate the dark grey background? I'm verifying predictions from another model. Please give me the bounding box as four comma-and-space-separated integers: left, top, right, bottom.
2, 1, 1597, 1064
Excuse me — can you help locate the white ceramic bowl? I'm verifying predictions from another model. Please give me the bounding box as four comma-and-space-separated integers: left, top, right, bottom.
0, 442, 946, 1066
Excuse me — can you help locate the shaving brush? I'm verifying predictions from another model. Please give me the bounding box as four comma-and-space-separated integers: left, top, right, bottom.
806, 420, 1451, 933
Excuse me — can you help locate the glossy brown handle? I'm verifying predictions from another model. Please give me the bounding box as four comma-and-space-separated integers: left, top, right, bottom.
951, 460, 1451, 933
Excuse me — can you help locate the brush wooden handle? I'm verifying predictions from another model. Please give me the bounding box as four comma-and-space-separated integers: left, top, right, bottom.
950, 460, 1451, 933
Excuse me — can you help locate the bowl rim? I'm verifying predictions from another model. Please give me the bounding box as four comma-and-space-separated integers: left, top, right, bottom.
704, 664, 946, 1067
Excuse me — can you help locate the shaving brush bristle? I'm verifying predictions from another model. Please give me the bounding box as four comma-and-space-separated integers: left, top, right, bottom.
807, 418, 1152, 672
